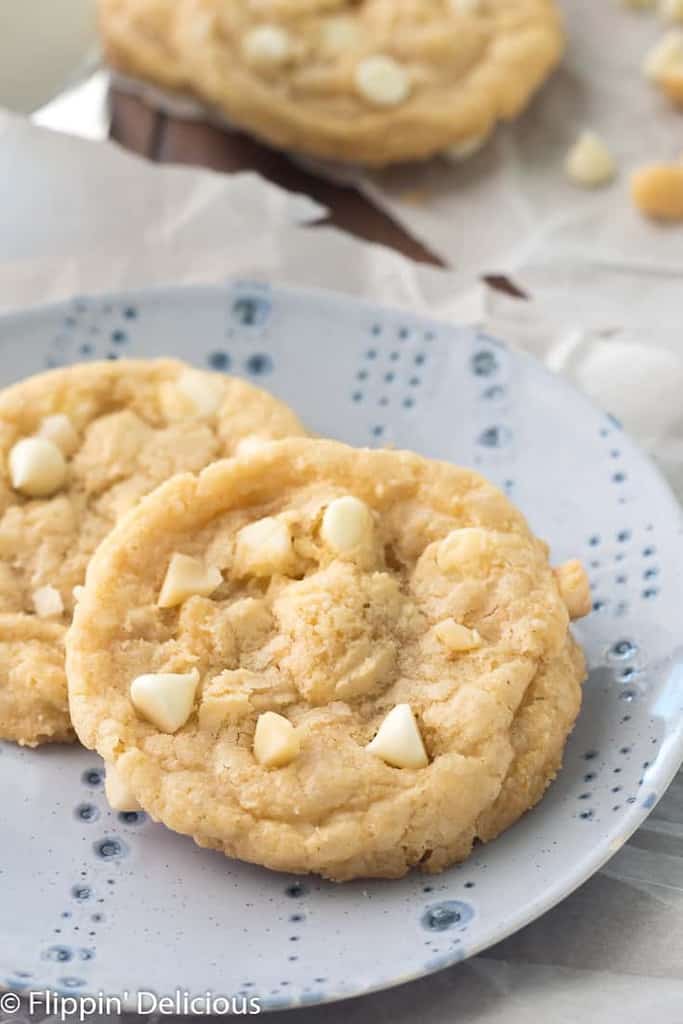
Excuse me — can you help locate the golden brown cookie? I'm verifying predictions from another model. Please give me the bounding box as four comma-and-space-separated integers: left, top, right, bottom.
67, 438, 587, 880
0, 359, 304, 747
99, 0, 565, 166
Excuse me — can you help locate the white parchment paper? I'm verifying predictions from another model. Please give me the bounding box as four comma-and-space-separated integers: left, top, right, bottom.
1, 109, 683, 1022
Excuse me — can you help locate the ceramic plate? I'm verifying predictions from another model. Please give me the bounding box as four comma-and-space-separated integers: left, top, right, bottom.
1, 283, 682, 1012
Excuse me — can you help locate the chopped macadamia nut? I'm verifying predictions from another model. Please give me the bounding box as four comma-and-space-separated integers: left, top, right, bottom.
632, 162, 683, 220
436, 528, 491, 574
444, 135, 486, 162
253, 711, 300, 768
158, 553, 222, 608
321, 496, 373, 555
643, 30, 683, 80
659, 0, 683, 21
354, 56, 411, 106
554, 560, 592, 620
242, 24, 291, 68
451, 0, 483, 13
566, 132, 617, 187
234, 436, 271, 458
176, 369, 225, 417
433, 618, 482, 653
9, 437, 67, 497
235, 516, 294, 577
104, 762, 141, 812
32, 585, 64, 618
130, 669, 199, 733
38, 414, 79, 455
366, 704, 429, 769
320, 15, 361, 53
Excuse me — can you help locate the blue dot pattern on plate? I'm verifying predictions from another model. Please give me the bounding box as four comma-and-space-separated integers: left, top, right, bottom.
351, 320, 436, 444
421, 901, 474, 932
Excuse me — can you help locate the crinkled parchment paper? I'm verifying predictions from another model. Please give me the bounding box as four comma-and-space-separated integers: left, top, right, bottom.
1, 109, 683, 1023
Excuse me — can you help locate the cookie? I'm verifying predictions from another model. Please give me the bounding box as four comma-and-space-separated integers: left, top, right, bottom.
67, 438, 588, 880
99, 0, 565, 166
0, 359, 305, 747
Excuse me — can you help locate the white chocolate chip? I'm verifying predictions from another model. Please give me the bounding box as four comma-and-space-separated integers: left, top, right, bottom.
320, 15, 361, 53
9, 437, 67, 497
176, 369, 225, 417
554, 559, 592, 620
565, 131, 617, 187
235, 516, 293, 577
444, 135, 486, 162
38, 414, 79, 456
158, 553, 222, 608
366, 704, 428, 769
32, 585, 64, 618
253, 711, 300, 768
73, 585, 85, 603
659, 0, 683, 21
104, 762, 141, 813
321, 496, 373, 555
436, 528, 491, 575
242, 24, 291, 67
643, 30, 683, 79
354, 56, 411, 107
433, 618, 482, 653
130, 669, 199, 733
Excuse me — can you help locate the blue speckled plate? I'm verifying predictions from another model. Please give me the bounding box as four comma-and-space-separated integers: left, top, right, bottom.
1, 282, 683, 1012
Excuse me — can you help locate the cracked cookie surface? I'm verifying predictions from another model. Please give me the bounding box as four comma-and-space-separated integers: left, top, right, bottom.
0, 359, 304, 746
67, 438, 586, 880
99, 0, 564, 165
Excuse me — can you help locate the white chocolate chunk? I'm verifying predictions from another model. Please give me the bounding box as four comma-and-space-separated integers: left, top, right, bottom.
104, 762, 141, 813
73, 585, 85, 603
436, 527, 491, 574
130, 669, 199, 733
9, 437, 67, 497
38, 414, 79, 455
158, 553, 222, 608
176, 369, 225, 417
554, 559, 592, 620
367, 704, 428, 769
321, 496, 373, 554
32, 585, 64, 618
434, 618, 482, 653
643, 30, 683, 79
320, 15, 361, 53
444, 135, 486, 163
354, 56, 411, 107
253, 711, 300, 768
659, 0, 683, 21
243, 24, 291, 67
235, 516, 293, 577
565, 131, 616, 187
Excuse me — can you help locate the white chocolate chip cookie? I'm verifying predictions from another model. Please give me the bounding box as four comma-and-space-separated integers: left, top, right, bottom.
0, 359, 304, 747
67, 438, 587, 881
98, 0, 565, 166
